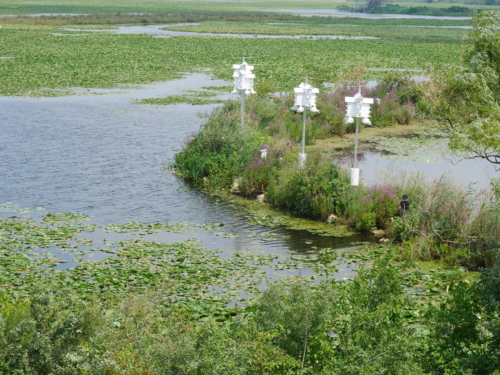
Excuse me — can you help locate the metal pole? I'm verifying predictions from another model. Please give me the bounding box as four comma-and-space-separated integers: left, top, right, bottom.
301, 108, 307, 155
240, 91, 245, 127
354, 116, 360, 168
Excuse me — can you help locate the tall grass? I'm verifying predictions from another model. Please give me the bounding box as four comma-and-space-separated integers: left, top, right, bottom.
379, 170, 500, 268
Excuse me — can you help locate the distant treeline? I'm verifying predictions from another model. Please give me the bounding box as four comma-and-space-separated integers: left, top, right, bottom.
338, 4, 478, 16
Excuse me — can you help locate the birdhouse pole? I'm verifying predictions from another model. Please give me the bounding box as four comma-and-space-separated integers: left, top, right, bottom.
344, 84, 374, 185
291, 77, 319, 169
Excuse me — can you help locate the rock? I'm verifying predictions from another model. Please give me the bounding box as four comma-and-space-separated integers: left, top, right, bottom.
230, 177, 241, 194
379, 238, 390, 243
326, 214, 338, 223
371, 229, 385, 236
257, 194, 265, 203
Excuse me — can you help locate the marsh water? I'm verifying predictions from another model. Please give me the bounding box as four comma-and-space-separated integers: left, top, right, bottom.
0, 74, 373, 276
0, 73, 496, 276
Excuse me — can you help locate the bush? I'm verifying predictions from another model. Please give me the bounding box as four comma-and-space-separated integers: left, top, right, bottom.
266, 156, 350, 221
330, 255, 426, 374
380, 170, 499, 268
426, 259, 500, 373
361, 184, 399, 229
173, 101, 263, 188
238, 143, 289, 197
0, 291, 112, 375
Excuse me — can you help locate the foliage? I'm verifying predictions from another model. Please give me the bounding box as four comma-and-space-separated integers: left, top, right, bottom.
363, 3, 476, 16
361, 185, 399, 229
2, 207, 498, 374
315, 83, 419, 134
238, 143, 283, 197
382, 171, 500, 268
250, 254, 426, 374
492, 177, 500, 198
366, 0, 385, 11
329, 255, 426, 374
426, 258, 500, 373
253, 283, 337, 369
266, 157, 351, 221
0, 291, 112, 374
428, 10, 500, 165
174, 101, 263, 187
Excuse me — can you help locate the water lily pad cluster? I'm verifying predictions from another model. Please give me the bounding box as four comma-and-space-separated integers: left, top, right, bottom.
0, 211, 349, 319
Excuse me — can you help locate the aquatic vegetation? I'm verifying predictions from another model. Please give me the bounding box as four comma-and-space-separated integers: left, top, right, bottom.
0, 24, 461, 96
162, 20, 469, 40
1, 211, 341, 316
136, 95, 224, 106
1, 205, 493, 373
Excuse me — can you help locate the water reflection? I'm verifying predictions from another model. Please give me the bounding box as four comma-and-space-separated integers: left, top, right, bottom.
333, 147, 497, 189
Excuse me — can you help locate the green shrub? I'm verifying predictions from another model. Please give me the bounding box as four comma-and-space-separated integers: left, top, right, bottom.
359, 185, 399, 229
253, 255, 426, 374
426, 260, 500, 374
253, 283, 337, 368
330, 255, 425, 374
0, 291, 112, 375
381, 171, 499, 268
266, 156, 350, 221
174, 101, 263, 188
239, 143, 286, 197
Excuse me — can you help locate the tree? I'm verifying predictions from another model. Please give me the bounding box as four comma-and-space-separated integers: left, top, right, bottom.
366, 0, 385, 10
428, 11, 500, 166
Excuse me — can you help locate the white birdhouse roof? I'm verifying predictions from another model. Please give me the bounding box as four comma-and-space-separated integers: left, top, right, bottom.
345, 92, 374, 104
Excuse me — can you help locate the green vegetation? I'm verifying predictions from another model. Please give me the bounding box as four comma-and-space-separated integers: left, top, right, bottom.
2, 230, 500, 374
0, 0, 349, 16
161, 20, 469, 40
0, 12, 308, 27
173, 10, 500, 270
340, 3, 480, 16
0, 0, 497, 16
427, 10, 500, 165
0, 22, 461, 96
1, 3, 500, 373
174, 70, 499, 268
136, 95, 224, 106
